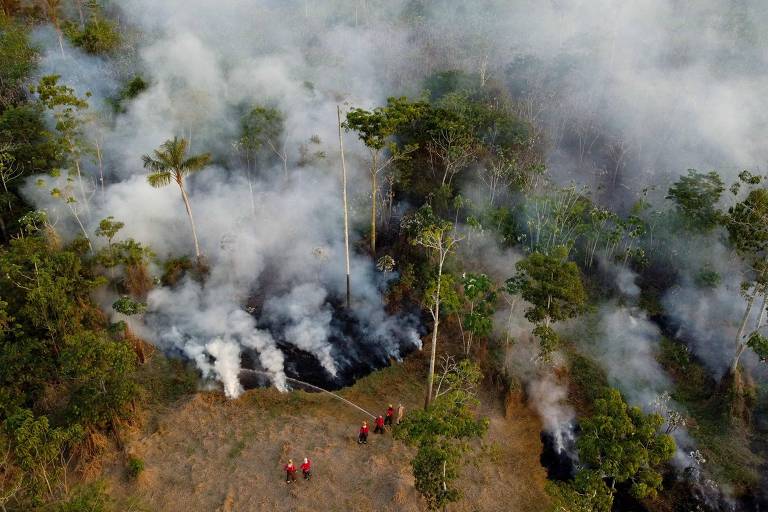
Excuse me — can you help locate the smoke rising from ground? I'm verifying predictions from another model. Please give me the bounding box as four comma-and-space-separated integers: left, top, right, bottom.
23, 1, 768, 402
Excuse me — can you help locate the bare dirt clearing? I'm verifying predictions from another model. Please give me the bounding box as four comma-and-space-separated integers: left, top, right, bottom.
100, 352, 550, 511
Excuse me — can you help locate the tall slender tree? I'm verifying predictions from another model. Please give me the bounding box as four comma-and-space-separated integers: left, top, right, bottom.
344, 99, 420, 253
412, 214, 461, 409
142, 137, 211, 261
337, 105, 351, 308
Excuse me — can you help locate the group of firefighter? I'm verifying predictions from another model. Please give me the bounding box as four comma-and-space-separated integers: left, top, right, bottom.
283, 457, 312, 484
358, 403, 404, 444
283, 403, 405, 483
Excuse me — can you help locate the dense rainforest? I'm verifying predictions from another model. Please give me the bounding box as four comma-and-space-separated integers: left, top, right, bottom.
0, 1, 767, 511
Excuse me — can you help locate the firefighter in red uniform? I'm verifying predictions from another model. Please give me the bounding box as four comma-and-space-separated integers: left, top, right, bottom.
384, 404, 394, 427
374, 415, 385, 434
301, 457, 312, 480
284, 459, 297, 484
358, 421, 369, 444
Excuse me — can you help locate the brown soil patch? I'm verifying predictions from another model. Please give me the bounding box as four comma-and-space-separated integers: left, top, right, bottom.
100, 353, 550, 511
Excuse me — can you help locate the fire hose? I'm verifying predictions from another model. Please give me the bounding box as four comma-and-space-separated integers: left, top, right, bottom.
240, 369, 376, 419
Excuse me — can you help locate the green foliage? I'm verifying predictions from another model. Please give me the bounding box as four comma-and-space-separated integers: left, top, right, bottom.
95, 217, 153, 278
0, 232, 140, 507
239, 105, 283, 152
458, 273, 496, 352
143, 136, 212, 188
63, 16, 121, 54
95, 216, 124, 243
108, 76, 149, 114
727, 188, 768, 257
4, 408, 82, 499
345, 97, 423, 151
160, 256, 193, 286
547, 470, 614, 512
422, 69, 482, 102
695, 265, 722, 288
0, 15, 37, 105
127, 457, 145, 479
568, 351, 610, 408
577, 388, 675, 499
0, 102, 57, 173
509, 246, 587, 326
746, 331, 768, 360
59, 330, 138, 427
122, 76, 148, 100
31, 74, 92, 186
400, 203, 441, 238
424, 273, 459, 314
395, 360, 488, 510
666, 169, 724, 232
532, 324, 560, 360
53, 481, 112, 512
112, 296, 146, 316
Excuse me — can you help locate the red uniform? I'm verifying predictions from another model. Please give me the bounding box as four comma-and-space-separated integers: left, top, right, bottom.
374, 416, 385, 434
385, 406, 394, 426
285, 463, 297, 483
358, 423, 369, 444
301, 459, 311, 478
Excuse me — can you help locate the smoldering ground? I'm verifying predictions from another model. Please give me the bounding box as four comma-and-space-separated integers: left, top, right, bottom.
23, 1, 768, 408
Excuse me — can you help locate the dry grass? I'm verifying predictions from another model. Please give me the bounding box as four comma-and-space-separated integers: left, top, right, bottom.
97, 346, 550, 511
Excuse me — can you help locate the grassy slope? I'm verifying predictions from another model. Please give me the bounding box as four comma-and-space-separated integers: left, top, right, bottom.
95, 343, 550, 512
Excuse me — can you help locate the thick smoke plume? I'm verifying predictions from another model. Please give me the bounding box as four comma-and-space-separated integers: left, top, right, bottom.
24, 1, 768, 404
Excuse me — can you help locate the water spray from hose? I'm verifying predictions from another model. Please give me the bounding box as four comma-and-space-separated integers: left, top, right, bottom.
241, 369, 376, 419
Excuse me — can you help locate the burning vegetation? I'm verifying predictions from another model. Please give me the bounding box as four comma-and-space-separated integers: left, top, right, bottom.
1, 1, 768, 511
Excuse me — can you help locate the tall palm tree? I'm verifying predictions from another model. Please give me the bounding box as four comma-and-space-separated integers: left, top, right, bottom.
142, 137, 211, 261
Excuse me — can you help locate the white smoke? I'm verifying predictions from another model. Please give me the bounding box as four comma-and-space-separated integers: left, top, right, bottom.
22, 0, 768, 407
528, 374, 575, 454
263, 284, 337, 377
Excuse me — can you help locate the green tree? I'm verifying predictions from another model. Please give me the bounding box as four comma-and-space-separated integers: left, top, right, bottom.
345, 98, 420, 253
142, 137, 212, 261
725, 183, 768, 374
32, 75, 94, 237
412, 211, 461, 408
4, 408, 82, 499
0, 15, 37, 107
425, 94, 480, 187
547, 470, 614, 512
576, 388, 675, 500
395, 358, 488, 510
63, 9, 121, 55
59, 331, 137, 427
238, 105, 287, 176
666, 169, 725, 232
507, 246, 586, 358
457, 272, 496, 355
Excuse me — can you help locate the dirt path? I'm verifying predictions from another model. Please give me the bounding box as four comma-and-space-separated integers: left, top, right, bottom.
101, 356, 550, 511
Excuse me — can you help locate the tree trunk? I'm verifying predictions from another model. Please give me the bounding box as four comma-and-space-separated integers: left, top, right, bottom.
729, 291, 757, 375
177, 176, 202, 260
95, 141, 105, 197
74, 159, 91, 219
370, 157, 377, 254
425, 260, 443, 409
337, 106, 351, 308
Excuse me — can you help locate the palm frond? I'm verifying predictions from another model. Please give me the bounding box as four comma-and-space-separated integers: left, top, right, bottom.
183, 153, 212, 173
142, 154, 166, 172
147, 171, 173, 188
163, 137, 187, 167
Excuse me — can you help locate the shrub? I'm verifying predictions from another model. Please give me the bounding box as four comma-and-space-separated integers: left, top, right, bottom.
127, 456, 145, 479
